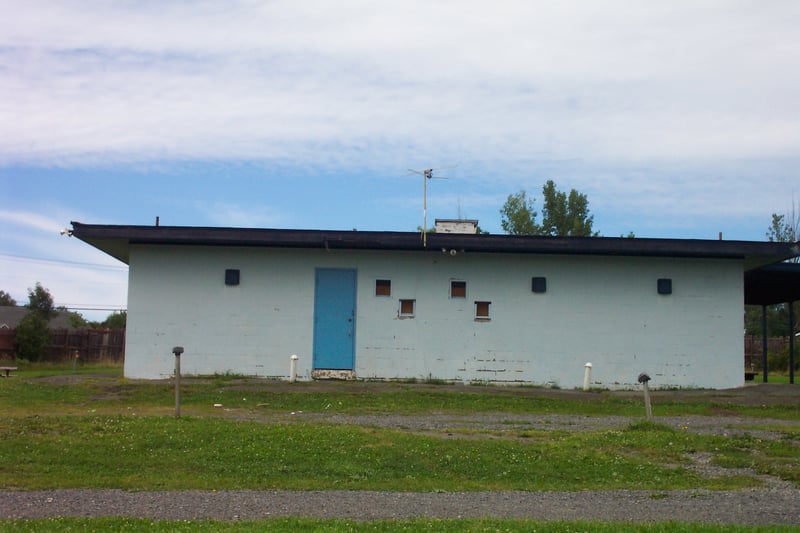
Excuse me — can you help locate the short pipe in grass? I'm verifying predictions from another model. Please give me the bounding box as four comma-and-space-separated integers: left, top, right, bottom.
583, 362, 592, 391
289, 354, 299, 383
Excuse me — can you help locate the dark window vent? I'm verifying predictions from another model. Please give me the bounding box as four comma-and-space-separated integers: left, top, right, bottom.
657, 278, 672, 295
225, 269, 240, 286
531, 277, 547, 293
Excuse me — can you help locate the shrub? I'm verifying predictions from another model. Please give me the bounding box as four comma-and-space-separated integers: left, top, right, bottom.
768, 344, 799, 373
14, 313, 51, 362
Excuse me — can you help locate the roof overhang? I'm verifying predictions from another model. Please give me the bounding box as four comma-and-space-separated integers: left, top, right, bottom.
744, 262, 800, 305
71, 222, 800, 272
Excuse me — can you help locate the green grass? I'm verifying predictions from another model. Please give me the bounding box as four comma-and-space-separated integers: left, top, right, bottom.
1, 368, 799, 530
5, 362, 123, 378
0, 414, 789, 491
746, 373, 794, 384
0, 518, 798, 532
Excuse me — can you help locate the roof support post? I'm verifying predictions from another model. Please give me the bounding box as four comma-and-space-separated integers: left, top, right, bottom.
790, 301, 795, 385
762, 304, 769, 383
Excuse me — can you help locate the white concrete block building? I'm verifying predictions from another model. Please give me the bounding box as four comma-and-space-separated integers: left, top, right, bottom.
71, 222, 800, 389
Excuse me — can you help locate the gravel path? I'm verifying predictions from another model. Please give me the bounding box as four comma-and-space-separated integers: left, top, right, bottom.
2, 488, 799, 525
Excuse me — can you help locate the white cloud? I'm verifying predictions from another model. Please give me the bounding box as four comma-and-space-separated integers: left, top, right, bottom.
0, 1, 797, 242
0, 209, 67, 234
1, 1, 798, 167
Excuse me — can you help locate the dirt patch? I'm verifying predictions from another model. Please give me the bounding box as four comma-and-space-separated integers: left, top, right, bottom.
31, 374, 800, 406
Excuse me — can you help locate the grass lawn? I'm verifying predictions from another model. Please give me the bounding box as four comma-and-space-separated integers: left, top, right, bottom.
1, 365, 798, 531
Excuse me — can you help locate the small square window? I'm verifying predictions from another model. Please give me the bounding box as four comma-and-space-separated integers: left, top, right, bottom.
375, 279, 391, 296
399, 299, 415, 317
531, 277, 547, 293
450, 280, 466, 298
657, 278, 672, 295
225, 269, 240, 286
475, 301, 491, 320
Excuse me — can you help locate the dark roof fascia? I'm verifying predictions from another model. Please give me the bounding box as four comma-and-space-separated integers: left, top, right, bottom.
70, 222, 800, 269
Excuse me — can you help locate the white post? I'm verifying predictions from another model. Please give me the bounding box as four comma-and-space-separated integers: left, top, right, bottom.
289, 354, 299, 383
583, 362, 592, 391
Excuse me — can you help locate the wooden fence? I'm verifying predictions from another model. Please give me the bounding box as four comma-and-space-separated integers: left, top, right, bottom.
0, 328, 125, 363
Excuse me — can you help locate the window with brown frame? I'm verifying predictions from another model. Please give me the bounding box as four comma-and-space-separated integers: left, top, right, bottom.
474, 301, 491, 320
399, 299, 415, 317
375, 279, 391, 296
450, 280, 466, 298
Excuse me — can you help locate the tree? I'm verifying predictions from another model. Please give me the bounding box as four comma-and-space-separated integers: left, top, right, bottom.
0, 290, 16, 306
101, 311, 127, 329
56, 306, 88, 328
15, 282, 55, 361
766, 207, 798, 266
500, 190, 540, 235
26, 282, 55, 320
540, 180, 597, 237
500, 181, 597, 236
14, 312, 50, 361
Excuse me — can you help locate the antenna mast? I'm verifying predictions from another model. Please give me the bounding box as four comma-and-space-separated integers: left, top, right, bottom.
423, 168, 432, 248
409, 167, 452, 248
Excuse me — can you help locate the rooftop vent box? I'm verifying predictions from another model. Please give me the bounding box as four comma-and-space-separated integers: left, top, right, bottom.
434, 219, 479, 234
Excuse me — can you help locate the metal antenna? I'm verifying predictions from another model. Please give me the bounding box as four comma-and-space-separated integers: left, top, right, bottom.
408, 166, 455, 248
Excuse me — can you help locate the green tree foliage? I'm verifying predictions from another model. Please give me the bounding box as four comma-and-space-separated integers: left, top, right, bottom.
56, 307, 88, 328
14, 312, 50, 361
0, 290, 16, 306
767, 202, 799, 266
26, 282, 55, 320
745, 304, 791, 336
15, 283, 55, 361
499, 190, 540, 235
500, 181, 597, 236
766, 212, 797, 244
101, 311, 127, 329
541, 180, 597, 237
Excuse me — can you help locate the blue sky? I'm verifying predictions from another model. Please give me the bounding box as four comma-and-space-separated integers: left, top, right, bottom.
1, 1, 798, 320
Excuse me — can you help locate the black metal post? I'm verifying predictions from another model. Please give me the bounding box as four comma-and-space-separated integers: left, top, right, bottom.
790, 301, 795, 385
762, 304, 768, 383
173, 346, 184, 417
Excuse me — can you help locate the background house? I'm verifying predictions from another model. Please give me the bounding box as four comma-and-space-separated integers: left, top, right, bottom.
71, 222, 800, 389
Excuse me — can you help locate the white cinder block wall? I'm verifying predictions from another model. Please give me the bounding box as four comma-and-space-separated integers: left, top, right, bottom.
124, 244, 744, 389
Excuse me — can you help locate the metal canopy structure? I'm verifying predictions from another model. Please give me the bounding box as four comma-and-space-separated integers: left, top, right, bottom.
744, 262, 800, 305
744, 262, 800, 384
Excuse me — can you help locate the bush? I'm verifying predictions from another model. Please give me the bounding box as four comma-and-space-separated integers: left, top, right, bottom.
14, 313, 51, 362
768, 344, 799, 373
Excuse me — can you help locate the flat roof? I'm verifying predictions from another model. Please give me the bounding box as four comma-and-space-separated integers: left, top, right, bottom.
71, 222, 800, 272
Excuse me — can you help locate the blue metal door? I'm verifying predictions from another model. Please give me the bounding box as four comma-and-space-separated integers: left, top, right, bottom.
313, 268, 356, 370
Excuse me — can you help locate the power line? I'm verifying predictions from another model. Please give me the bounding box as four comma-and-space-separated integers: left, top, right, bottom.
0, 252, 127, 271
60, 306, 127, 312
